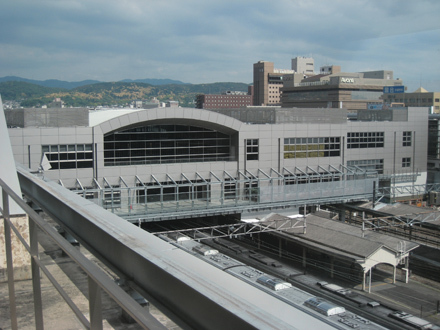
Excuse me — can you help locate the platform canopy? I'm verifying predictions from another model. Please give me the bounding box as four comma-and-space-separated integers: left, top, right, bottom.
265, 213, 419, 271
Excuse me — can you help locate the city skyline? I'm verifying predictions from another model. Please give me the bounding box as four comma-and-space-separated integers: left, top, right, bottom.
1, 0, 439, 92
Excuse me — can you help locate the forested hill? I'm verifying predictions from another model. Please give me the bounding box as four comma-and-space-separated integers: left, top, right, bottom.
0, 80, 250, 108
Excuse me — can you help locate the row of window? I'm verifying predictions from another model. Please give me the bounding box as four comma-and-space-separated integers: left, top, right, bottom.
347, 132, 384, 148
347, 157, 412, 172
104, 125, 232, 166
284, 137, 341, 159
347, 159, 384, 174
282, 132, 412, 159
42, 144, 93, 170
386, 97, 438, 103
40, 127, 414, 170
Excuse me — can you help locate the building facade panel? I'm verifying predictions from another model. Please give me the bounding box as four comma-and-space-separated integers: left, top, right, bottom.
6, 107, 428, 203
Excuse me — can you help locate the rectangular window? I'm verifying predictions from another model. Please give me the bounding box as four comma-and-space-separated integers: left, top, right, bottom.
246, 139, 259, 161
284, 136, 341, 159
403, 131, 412, 147
42, 144, 94, 170
347, 132, 384, 149
224, 180, 236, 199
402, 157, 411, 168
347, 159, 384, 174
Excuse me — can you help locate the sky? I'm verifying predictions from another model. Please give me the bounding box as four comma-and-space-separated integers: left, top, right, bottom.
1, 0, 440, 92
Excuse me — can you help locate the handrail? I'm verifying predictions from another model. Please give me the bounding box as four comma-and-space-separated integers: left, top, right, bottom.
0, 178, 166, 330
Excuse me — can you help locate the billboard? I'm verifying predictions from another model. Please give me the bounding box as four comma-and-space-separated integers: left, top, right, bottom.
383, 86, 405, 93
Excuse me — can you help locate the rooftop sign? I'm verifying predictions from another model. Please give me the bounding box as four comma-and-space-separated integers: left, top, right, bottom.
341, 77, 354, 83
383, 86, 405, 93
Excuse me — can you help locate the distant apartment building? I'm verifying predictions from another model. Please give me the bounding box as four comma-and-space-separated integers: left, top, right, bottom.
382, 87, 440, 114
195, 91, 252, 109
281, 68, 403, 112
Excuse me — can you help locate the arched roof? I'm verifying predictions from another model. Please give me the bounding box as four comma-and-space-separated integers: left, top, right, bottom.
93, 107, 244, 135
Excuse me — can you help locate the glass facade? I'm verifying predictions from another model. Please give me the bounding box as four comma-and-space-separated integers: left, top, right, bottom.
350, 91, 383, 100
347, 159, 384, 174
104, 124, 234, 166
284, 137, 341, 159
347, 132, 384, 149
42, 144, 93, 170
287, 90, 330, 101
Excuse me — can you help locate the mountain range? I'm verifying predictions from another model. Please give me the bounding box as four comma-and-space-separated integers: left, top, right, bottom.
0, 76, 187, 89
0, 76, 250, 108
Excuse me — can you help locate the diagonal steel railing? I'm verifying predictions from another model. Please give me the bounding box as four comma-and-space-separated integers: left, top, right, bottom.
1, 178, 166, 330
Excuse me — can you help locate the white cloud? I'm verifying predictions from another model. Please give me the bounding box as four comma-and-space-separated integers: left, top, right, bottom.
0, 0, 439, 89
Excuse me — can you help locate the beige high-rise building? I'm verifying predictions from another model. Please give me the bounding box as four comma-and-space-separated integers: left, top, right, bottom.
291, 56, 315, 75
253, 57, 316, 106
253, 61, 294, 106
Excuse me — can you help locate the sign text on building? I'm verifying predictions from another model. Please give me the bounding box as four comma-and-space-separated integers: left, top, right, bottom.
341, 77, 354, 83
383, 86, 405, 94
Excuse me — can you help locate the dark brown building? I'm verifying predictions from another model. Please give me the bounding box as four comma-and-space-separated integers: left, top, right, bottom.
196, 91, 252, 109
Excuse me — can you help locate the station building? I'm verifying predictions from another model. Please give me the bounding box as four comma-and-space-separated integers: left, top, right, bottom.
5, 106, 428, 214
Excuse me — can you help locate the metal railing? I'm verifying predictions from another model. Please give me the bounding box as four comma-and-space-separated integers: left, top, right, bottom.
69, 166, 378, 222
0, 178, 166, 330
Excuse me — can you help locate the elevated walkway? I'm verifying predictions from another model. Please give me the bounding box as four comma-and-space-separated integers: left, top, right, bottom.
68, 165, 378, 222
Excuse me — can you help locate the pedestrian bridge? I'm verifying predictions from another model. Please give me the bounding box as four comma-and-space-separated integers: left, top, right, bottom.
68, 165, 378, 222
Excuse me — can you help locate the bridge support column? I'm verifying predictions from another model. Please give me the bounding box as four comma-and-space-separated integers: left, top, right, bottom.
393, 266, 396, 284
362, 271, 366, 291
330, 257, 334, 279
278, 238, 282, 257
362, 268, 372, 293
302, 247, 307, 269
339, 206, 346, 222
368, 268, 372, 293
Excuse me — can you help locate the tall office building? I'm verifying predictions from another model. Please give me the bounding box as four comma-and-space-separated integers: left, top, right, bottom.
253, 57, 316, 106
291, 56, 315, 75
253, 61, 295, 106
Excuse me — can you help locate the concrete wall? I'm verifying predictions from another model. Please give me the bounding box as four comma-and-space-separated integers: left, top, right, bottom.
5, 108, 89, 128
0, 215, 31, 282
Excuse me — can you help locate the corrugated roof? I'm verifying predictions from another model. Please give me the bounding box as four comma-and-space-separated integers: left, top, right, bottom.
262, 213, 418, 262
360, 201, 440, 225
